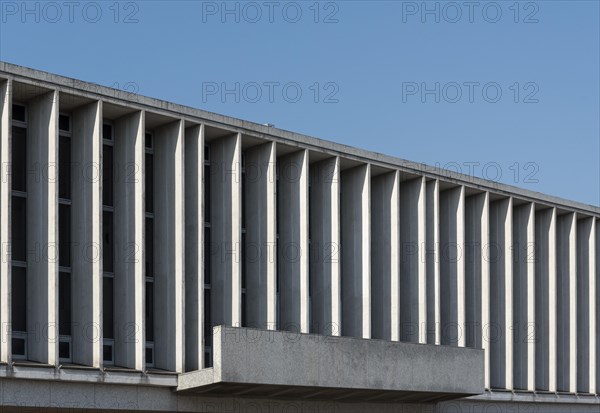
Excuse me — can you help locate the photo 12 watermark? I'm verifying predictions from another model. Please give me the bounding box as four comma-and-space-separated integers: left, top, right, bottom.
0, 1, 140, 24
200, 1, 340, 24
401, 82, 540, 104
400, 1, 540, 24
202, 81, 340, 104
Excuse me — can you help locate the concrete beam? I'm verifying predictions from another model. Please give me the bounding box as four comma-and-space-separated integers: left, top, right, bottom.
0, 79, 10, 363
153, 120, 185, 373
26, 90, 58, 365
400, 177, 426, 343
113, 110, 145, 370
210, 133, 242, 328
184, 124, 203, 371
71, 100, 102, 367
245, 142, 277, 331
309, 157, 341, 336
371, 170, 399, 341
426, 179, 440, 345
489, 197, 513, 390
341, 164, 371, 339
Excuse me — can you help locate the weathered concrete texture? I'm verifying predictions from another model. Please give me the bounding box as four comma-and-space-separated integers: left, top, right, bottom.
245, 141, 277, 331
178, 326, 484, 401
71, 100, 102, 367
0, 79, 10, 363
153, 120, 185, 373
184, 124, 203, 371
438, 393, 600, 413
425, 179, 440, 345
277, 149, 309, 333
341, 164, 371, 339
113, 110, 145, 370
370, 170, 399, 341
27, 90, 58, 365
309, 156, 341, 336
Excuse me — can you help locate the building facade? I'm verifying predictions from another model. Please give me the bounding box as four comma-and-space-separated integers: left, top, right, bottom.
0, 62, 598, 412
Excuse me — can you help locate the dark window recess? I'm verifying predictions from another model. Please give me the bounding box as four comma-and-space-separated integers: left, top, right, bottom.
102, 145, 113, 207
102, 211, 114, 273
59, 272, 71, 336
204, 289, 211, 346
145, 282, 154, 341
242, 293, 247, 328
11, 267, 26, 332
103, 344, 113, 362
103, 124, 113, 141
242, 170, 246, 229
103, 277, 114, 339
59, 115, 70, 132
204, 145, 210, 162
11, 126, 27, 192
145, 218, 154, 278
12, 338, 26, 356
204, 351, 212, 368
11, 196, 26, 262
204, 164, 211, 221
145, 133, 153, 149
12, 104, 26, 122
241, 232, 246, 289
59, 341, 70, 359
59, 135, 71, 199
145, 153, 153, 213
146, 347, 153, 365
59, 204, 71, 267
204, 227, 211, 284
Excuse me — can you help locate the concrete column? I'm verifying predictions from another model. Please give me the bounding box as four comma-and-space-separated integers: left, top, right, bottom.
465, 192, 489, 387
341, 164, 371, 339
596, 219, 600, 394
370, 170, 399, 341
184, 124, 203, 372
278, 149, 309, 333
400, 177, 426, 343
113, 110, 144, 370
71, 100, 102, 367
513, 202, 535, 391
309, 157, 341, 336
489, 197, 513, 390
439, 186, 465, 347
535, 207, 557, 391
0, 79, 10, 363
153, 120, 185, 373
556, 212, 577, 392
245, 142, 277, 330
426, 179, 440, 345
27, 91, 59, 365
210, 133, 242, 329
576, 216, 596, 393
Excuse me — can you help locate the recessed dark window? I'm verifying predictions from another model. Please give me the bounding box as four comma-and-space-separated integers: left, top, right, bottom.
12, 338, 25, 356
59, 204, 71, 267
59, 114, 70, 132
204, 289, 211, 346
145, 132, 153, 149
59, 341, 70, 360
11, 266, 26, 332
12, 104, 25, 122
204, 145, 210, 161
102, 145, 113, 207
59, 272, 71, 336
59, 135, 71, 199
204, 227, 211, 284
145, 346, 153, 365
102, 211, 114, 273
11, 196, 26, 262
103, 344, 113, 362
103, 277, 114, 339
103, 124, 113, 141
145, 281, 154, 341
145, 153, 153, 213
204, 164, 211, 221
145, 217, 153, 278
11, 126, 27, 192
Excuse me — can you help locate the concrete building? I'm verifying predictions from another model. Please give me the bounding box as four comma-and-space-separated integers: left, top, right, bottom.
0, 62, 598, 412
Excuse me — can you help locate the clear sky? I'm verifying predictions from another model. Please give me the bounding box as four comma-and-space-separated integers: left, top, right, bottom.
1, 0, 598, 206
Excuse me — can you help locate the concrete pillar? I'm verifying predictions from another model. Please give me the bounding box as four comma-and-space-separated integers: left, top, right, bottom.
465, 191, 489, 388
27, 91, 59, 365
400, 177, 426, 343
113, 110, 144, 370
184, 124, 203, 372
370, 170, 399, 341
596, 219, 600, 393
489, 197, 513, 390
210, 133, 242, 328
576, 216, 596, 393
309, 156, 341, 336
245, 142, 277, 330
513, 202, 535, 391
426, 179, 440, 345
341, 164, 371, 339
535, 207, 557, 391
153, 120, 185, 373
278, 149, 309, 333
71, 100, 102, 367
0, 79, 10, 363
439, 186, 466, 347
556, 212, 577, 392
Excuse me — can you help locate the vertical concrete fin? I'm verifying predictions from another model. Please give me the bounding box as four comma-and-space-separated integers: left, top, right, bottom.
71, 100, 102, 367
184, 124, 203, 372
426, 179, 440, 345
0, 79, 11, 363
482, 192, 490, 389
590, 218, 597, 393
309, 156, 341, 336
549, 208, 557, 392
27, 90, 58, 365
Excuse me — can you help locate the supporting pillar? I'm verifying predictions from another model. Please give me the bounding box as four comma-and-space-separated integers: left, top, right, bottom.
113, 110, 144, 370
309, 157, 341, 336
370, 170, 399, 341
245, 142, 277, 331
27, 91, 59, 365
0, 79, 10, 363
71, 100, 102, 367
341, 164, 371, 339
153, 120, 185, 373
425, 179, 440, 345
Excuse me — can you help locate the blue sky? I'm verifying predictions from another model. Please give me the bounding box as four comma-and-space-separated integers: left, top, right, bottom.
1, 0, 598, 206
